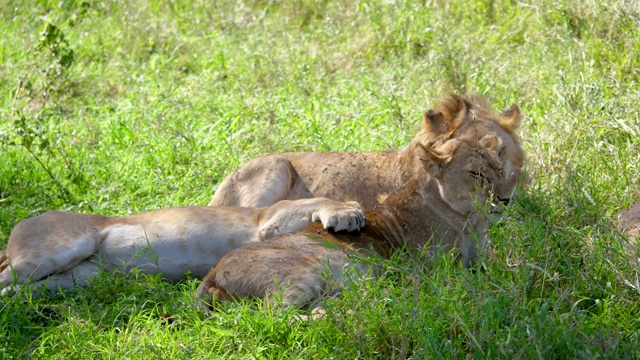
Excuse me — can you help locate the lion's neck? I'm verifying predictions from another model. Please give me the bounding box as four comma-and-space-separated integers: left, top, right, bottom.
361, 176, 472, 253
300, 177, 476, 259
395, 140, 432, 181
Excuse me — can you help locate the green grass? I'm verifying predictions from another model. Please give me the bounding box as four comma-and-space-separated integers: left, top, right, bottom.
1, 0, 640, 358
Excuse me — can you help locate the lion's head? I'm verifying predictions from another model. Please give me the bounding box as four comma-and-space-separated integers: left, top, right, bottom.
376, 136, 525, 266
413, 93, 527, 205
417, 137, 522, 216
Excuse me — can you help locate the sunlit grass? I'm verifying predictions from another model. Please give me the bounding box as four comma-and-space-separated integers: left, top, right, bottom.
1, 0, 639, 358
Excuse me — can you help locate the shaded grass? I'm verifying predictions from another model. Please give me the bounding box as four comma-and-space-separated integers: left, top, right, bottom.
1, 0, 640, 358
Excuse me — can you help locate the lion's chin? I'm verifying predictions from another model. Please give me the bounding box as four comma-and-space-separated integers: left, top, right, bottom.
488, 212, 505, 225
487, 201, 509, 224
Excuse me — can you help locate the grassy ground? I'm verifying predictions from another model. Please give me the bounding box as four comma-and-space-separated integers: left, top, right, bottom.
1, 0, 639, 358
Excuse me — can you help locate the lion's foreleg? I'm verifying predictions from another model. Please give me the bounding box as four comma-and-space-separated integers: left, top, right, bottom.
256, 198, 365, 239
458, 213, 492, 268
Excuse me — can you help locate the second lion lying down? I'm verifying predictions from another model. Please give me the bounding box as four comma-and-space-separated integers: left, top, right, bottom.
0, 198, 364, 295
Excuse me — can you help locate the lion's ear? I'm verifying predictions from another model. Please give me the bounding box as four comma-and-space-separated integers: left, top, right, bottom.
435, 93, 467, 122
423, 109, 447, 135
479, 132, 502, 152
416, 143, 453, 176
500, 104, 522, 131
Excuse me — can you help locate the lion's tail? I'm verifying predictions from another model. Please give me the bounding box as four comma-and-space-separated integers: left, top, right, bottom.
0, 251, 8, 273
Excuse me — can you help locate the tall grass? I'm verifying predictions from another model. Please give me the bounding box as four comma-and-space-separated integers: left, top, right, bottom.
1, 0, 639, 358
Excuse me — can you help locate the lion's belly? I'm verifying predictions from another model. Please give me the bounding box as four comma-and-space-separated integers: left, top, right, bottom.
97, 215, 260, 280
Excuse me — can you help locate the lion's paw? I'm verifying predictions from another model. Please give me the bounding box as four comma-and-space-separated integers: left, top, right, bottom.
0, 284, 21, 296
316, 201, 365, 232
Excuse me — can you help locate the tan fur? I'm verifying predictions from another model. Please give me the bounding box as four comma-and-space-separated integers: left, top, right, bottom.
208, 93, 526, 210
196, 138, 522, 310
0, 198, 365, 295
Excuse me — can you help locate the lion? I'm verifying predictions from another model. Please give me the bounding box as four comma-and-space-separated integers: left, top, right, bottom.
208, 93, 525, 210
197, 135, 520, 310
0, 197, 365, 295
617, 204, 640, 244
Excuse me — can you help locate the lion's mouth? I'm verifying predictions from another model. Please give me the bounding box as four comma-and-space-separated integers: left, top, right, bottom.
489, 197, 509, 213
487, 197, 511, 223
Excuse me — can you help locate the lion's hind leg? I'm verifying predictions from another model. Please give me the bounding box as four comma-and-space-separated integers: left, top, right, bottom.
208, 155, 313, 207
194, 275, 236, 312
0, 211, 106, 295
13, 258, 102, 296
195, 238, 327, 311
195, 235, 359, 313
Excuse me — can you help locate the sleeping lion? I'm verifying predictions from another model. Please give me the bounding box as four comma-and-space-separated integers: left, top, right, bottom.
197, 135, 519, 310
0, 198, 364, 295
208, 93, 526, 210
197, 93, 528, 310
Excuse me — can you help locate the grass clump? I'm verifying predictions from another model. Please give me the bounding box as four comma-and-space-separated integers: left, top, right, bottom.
1, 0, 640, 358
